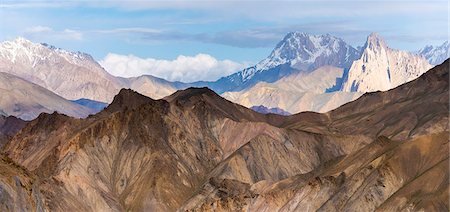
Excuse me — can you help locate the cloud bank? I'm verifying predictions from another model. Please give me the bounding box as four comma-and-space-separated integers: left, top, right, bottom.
99, 53, 247, 82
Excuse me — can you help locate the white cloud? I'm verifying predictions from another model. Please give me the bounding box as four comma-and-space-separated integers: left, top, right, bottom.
24, 26, 83, 41
99, 53, 247, 82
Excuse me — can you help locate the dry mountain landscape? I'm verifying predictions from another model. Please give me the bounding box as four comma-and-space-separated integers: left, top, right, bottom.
0, 32, 439, 118
0, 57, 448, 211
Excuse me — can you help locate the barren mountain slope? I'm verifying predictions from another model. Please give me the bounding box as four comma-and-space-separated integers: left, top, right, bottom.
223, 66, 363, 113
0, 72, 95, 120
1, 60, 448, 211
181, 60, 449, 211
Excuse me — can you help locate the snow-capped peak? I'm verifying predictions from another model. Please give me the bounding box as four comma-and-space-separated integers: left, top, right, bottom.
418, 40, 449, 65
14, 37, 33, 45
0, 37, 41, 63
365, 32, 387, 51
256, 32, 356, 71
342, 32, 432, 92
0, 37, 95, 66
236, 32, 360, 82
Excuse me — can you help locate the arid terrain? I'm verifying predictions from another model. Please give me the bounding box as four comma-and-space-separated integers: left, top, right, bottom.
0, 60, 448, 211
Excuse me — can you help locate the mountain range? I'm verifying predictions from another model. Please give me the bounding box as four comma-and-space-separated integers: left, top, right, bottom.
0, 32, 447, 118
418, 41, 450, 65
223, 66, 363, 113
222, 32, 436, 113
197, 32, 361, 93
0, 59, 447, 211
0, 38, 186, 103
0, 38, 123, 103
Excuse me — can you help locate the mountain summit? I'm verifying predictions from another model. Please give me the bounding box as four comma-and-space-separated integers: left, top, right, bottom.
206, 32, 361, 93
256, 32, 360, 72
365, 32, 387, 51
341, 33, 432, 92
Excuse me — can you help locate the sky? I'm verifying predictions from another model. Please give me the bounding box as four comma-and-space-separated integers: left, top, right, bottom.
0, 0, 448, 82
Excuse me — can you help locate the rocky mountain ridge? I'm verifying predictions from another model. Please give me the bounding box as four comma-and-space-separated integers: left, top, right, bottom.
0, 59, 447, 211
0, 33, 440, 117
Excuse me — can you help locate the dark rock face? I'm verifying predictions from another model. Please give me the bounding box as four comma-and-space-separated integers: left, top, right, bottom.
0, 60, 448, 211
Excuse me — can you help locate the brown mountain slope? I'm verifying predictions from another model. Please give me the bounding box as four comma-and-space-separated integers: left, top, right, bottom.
1, 59, 449, 211
2, 88, 289, 211
282, 59, 449, 137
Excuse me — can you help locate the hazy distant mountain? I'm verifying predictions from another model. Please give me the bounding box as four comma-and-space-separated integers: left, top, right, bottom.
418, 41, 449, 65
341, 33, 432, 92
250, 105, 291, 115
224, 66, 363, 113
1, 60, 447, 211
199, 32, 361, 93
0, 72, 95, 120
123, 75, 182, 99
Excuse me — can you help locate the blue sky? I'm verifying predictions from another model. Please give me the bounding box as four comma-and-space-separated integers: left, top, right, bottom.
0, 0, 448, 82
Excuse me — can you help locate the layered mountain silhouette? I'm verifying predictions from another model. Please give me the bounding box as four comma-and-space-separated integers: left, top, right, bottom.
0, 72, 95, 120
0, 59, 447, 211
0, 38, 185, 103
0, 32, 439, 117
224, 33, 433, 114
